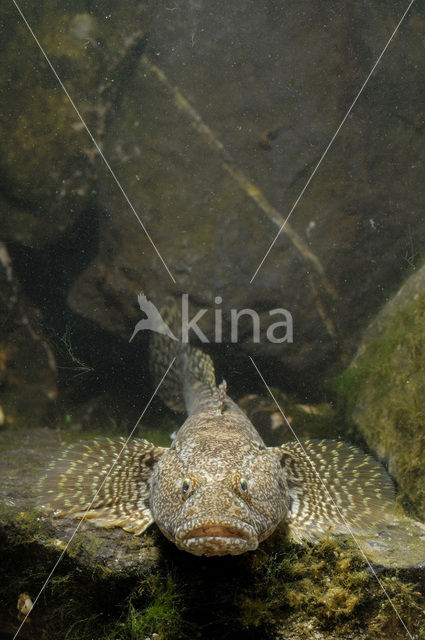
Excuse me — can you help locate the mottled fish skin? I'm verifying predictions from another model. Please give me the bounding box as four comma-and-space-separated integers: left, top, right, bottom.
151, 392, 291, 555
39, 300, 396, 556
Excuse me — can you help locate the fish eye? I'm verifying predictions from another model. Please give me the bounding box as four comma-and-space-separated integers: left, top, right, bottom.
239, 477, 248, 493
182, 477, 192, 497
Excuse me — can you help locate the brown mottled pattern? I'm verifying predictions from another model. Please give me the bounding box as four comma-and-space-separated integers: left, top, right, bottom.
39, 312, 396, 557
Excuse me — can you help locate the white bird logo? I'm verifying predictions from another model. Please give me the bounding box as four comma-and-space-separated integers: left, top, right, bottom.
129, 293, 178, 342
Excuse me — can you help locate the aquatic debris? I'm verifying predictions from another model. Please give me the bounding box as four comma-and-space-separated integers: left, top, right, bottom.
17, 593, 33, 622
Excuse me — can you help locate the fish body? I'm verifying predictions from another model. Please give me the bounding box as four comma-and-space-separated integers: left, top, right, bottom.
39, 301, 396, 556
151, 393, 289, 555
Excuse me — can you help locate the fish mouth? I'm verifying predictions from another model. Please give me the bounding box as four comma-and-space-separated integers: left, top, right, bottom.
176, 521, 258, 557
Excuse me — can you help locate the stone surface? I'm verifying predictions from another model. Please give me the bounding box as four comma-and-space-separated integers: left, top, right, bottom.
0, 242, 57, 427
0, 0, 155, 248
0, 427, 160, 574
68, 0, 425, 386
336, 263, 425, 521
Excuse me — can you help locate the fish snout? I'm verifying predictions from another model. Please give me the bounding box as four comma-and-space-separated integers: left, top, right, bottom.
175, 518, 258, 556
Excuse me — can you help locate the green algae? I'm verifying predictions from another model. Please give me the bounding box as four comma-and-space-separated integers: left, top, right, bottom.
103, 574, 184, 640
41, 572, 174, 640
0, 504, 51, 548
234, 533, 425, 639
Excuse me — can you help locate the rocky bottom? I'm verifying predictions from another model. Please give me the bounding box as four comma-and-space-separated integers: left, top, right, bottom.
1, 428, 425, 640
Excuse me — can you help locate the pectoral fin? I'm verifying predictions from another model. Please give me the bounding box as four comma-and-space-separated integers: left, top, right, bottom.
271, 439, 396, 541
39, 437, 166, 536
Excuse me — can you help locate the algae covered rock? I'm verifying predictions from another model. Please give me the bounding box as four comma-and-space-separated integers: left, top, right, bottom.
336, 263, 425, 521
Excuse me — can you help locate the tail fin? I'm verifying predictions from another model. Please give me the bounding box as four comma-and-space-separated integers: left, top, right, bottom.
39, 438, 165, 535
277, 439, 395, 541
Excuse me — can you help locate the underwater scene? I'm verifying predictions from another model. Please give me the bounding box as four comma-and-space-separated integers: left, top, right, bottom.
1, 1, 425, 638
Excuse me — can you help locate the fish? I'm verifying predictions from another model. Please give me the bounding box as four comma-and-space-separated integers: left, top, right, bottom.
39, 300, 396, 557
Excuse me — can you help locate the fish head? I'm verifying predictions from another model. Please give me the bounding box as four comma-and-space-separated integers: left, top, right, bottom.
150, 440, 290, 556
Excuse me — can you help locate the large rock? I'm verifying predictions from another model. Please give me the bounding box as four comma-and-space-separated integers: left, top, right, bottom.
336, 263, 425, 520
0, 242, 57, 427
0, 0, 155, 247
69, 0, 425, 386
